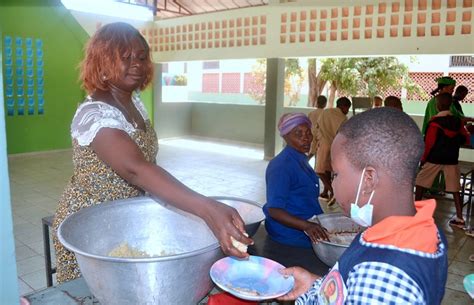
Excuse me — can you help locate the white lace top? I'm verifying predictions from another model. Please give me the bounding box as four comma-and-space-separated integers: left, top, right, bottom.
71, 95, 149, 146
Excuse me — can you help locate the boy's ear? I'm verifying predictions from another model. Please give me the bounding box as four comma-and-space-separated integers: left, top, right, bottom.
363, 166, 379, 193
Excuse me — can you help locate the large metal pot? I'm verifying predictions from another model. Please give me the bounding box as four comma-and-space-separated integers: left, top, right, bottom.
310, 213, 363, 267
57, 196, 264, 305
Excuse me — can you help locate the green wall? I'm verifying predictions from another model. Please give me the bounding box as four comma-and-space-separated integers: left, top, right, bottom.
1, 0, 89, 154
190, 103, 265, 144
153, 67, 190, 139
140, 85, 154, 125
155, 102, 192, 139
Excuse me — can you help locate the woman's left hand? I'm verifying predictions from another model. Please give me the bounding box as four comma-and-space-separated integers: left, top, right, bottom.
203, 200, 253, 258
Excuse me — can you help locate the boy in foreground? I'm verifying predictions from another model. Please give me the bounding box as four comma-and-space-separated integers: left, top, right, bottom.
280, 108, 448, 305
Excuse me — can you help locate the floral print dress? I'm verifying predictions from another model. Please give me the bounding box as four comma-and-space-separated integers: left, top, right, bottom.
52, 96, 158, 283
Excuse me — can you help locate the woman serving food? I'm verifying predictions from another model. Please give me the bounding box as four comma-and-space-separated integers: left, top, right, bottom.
52, 22, 251, 283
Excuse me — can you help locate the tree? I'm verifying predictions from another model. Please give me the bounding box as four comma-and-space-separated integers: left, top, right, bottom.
284, 59, 305, 106
318, 57, 426, 106
307, 58, 327, 107
247, 59, 266, 104
247, 58, 305, 106
318, 58, 361, 107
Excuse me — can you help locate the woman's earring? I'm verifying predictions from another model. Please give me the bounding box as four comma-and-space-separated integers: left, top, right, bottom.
101, 75, 108, 81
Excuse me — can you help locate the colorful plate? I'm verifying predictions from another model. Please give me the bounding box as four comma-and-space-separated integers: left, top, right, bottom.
210, 255, 294, 301
464, 273, 474, 299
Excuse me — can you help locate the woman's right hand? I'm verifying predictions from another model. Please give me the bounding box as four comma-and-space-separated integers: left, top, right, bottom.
202, 200, 253, 258
278, 267, 319, 301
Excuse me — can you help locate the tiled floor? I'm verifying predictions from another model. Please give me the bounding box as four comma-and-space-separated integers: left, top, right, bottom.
7, 136, 474, 304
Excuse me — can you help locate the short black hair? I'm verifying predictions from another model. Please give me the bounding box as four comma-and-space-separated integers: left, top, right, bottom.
336, 97, 351, 108
337, 107, 424, 186
317, 95, 327, 108
436, 92, 452, 111
384, 96, 402, 108
454, 85, 468, 96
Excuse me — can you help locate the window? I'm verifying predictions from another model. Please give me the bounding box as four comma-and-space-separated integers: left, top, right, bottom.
161, 59, 265, 105
450, 56, 473, 67
202, 61, 220, 69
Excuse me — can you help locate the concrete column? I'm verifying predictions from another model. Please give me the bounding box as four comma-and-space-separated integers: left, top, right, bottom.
0, 34, 20, 305
153, 63, 163, 122
264, 58, 286, 160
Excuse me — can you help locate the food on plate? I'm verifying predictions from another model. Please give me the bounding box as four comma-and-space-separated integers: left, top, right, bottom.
230, 232, 249, 253
225, 284, 261, 296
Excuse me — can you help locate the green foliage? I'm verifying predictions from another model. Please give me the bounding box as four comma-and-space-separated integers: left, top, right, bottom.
247, 56, 426, 107
319, 58, 361, 97
319, 57, 426, 103
247, 58, 306, 106
356, 57, 405, 97
284, 59, 305, 106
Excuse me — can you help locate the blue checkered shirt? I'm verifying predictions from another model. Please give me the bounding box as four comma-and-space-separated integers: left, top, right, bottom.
296, 261, 425, 304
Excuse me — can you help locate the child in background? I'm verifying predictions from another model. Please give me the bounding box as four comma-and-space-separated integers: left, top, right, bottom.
307, 95, 327, 162
315, 97, 351, 204
415, 93, 470, 228
372, 95, 383, 108
383, 95, 403, 111
452, 85, 468, 116
422, 76, 457, 135
279, 107, 448, 305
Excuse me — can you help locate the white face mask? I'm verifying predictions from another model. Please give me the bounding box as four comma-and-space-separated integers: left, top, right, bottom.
350, 167, 375, 227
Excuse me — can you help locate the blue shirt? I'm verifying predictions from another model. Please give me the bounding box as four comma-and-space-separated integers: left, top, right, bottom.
263, 145, 323, 248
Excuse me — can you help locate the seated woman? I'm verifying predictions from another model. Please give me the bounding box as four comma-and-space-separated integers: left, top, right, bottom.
263, 113, 327, 249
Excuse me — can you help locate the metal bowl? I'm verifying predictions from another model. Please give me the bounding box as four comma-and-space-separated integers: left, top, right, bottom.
310, 213, 363, 267
210, 196, 264, 237
57, 196, 264, 305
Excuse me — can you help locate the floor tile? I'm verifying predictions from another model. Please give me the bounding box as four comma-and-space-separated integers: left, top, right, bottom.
15, 230, 44, 246
446, 272, 469, 292
27, 241, 46, 257
15, 245, 38, 262
441, 287, 472, 305
16, 255, 45, 276
18, 278, 33, 296
448, 260, 474, 276
13, 222, 39, 237
454, 247, 474, 264
21, 269, 47, 291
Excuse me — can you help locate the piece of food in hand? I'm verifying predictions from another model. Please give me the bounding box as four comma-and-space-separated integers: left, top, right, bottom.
230, 232, 249, 253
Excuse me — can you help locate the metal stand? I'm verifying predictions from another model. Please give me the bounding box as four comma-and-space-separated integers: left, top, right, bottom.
41, 216, 56, 287
460, 165, 473, 236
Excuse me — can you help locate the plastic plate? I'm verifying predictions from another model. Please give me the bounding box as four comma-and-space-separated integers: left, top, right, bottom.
210, 255, 294, 301
464, 273, 474, 299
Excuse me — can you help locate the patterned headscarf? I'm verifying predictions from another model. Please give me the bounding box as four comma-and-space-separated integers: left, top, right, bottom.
278, 113, 312, 137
